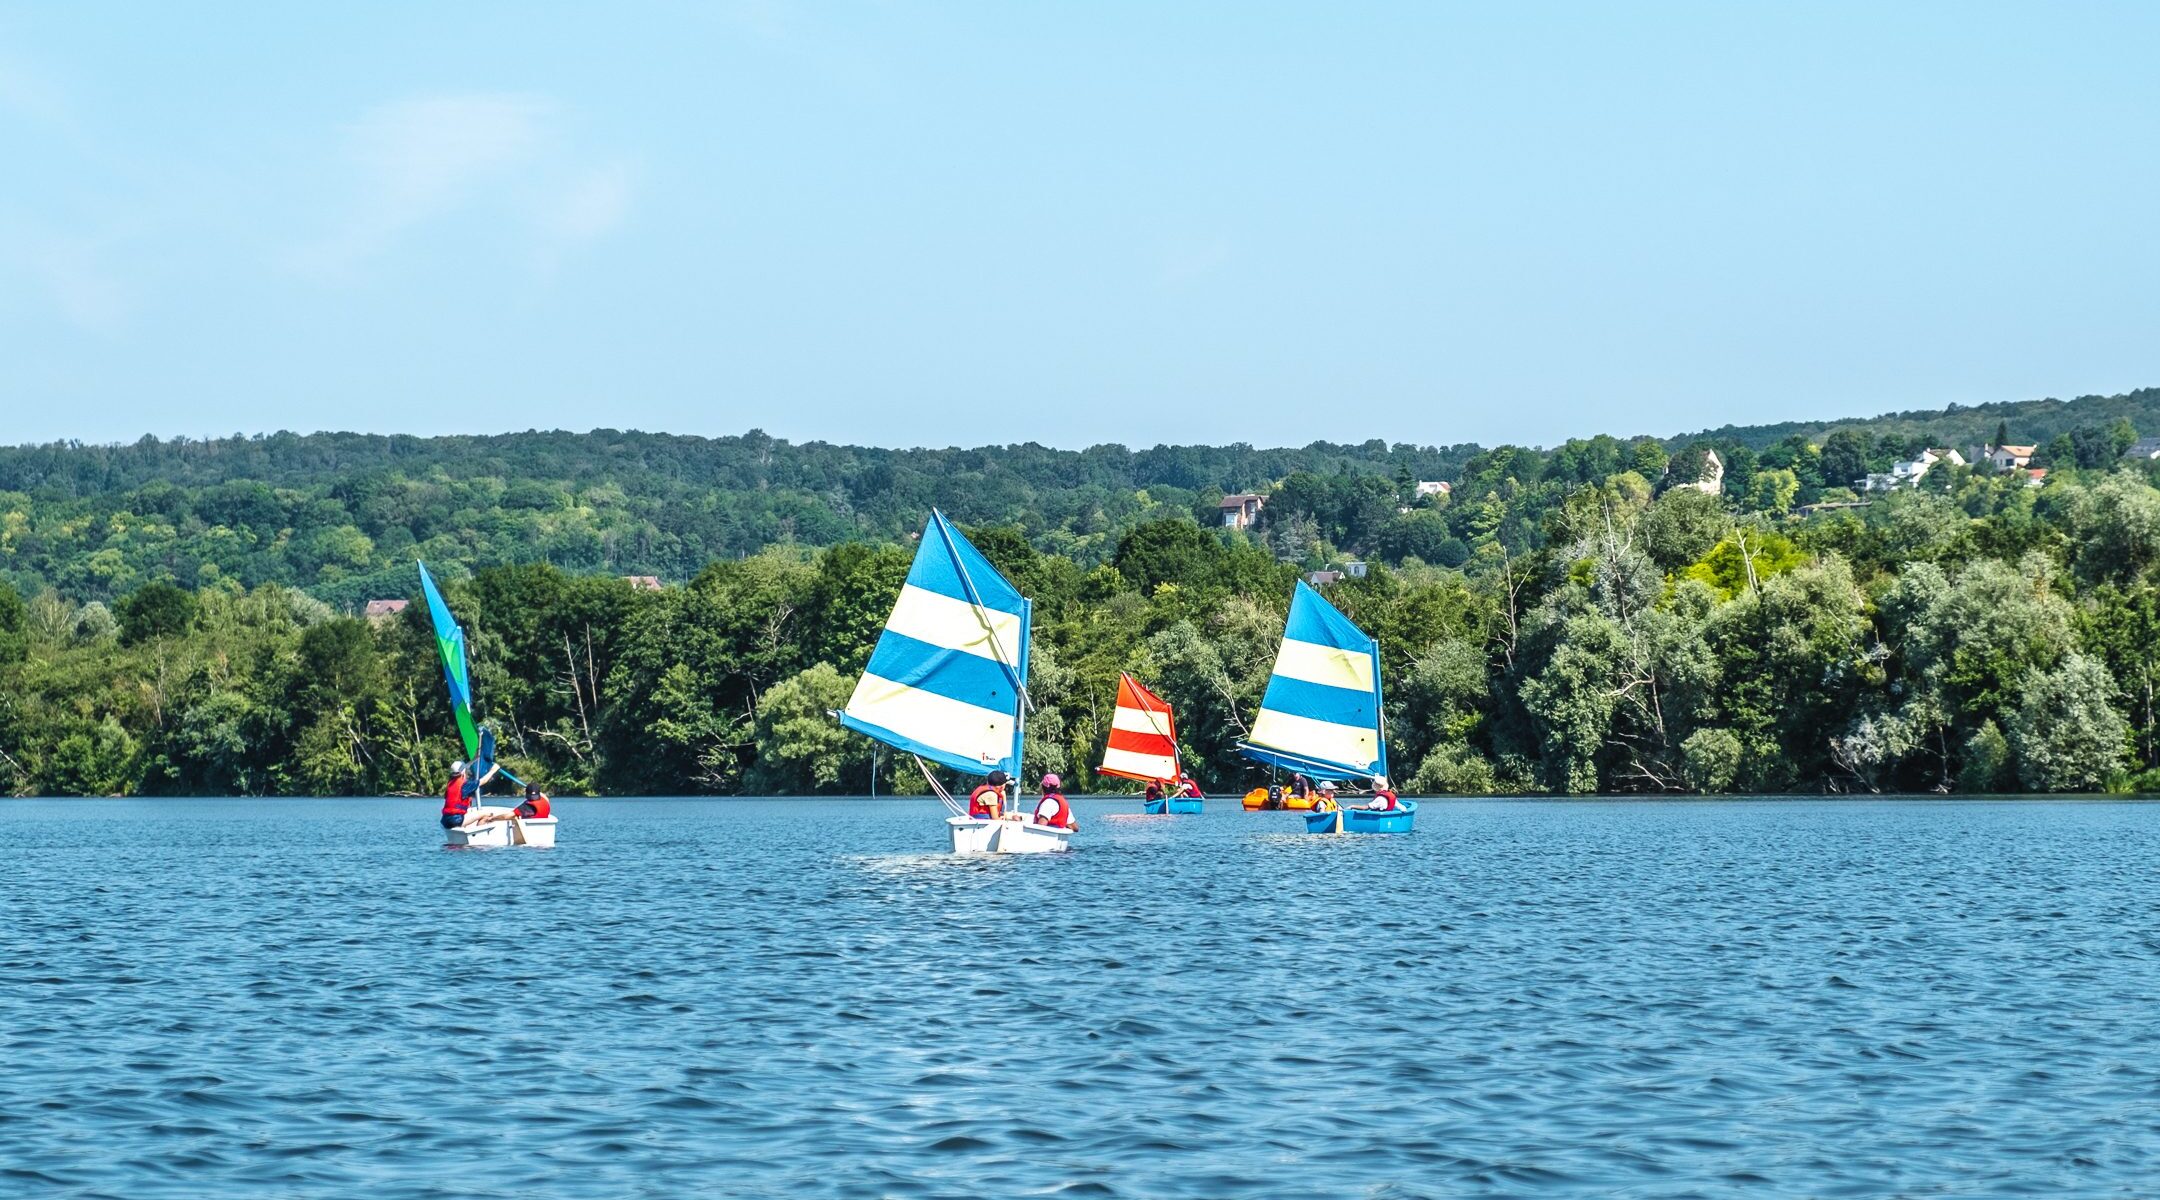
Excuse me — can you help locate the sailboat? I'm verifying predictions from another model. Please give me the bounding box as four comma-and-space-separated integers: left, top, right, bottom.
1098, 674, 1201, 814
1237, 580, 1414, 834
837, 512, 1070, 854
418, 561, 557, 848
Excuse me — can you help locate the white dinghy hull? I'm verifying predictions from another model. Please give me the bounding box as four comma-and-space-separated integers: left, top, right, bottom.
947, 815, 1071, 855
446, 806, 558, 848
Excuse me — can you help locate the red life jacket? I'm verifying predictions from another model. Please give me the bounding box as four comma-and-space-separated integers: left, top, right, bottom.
1144, 782, 1163, 801
1371, 789, 1400, 811
1179, 779, 1203, 798
442, 776, 471, 818
1034, 792, 1074, 830
518, 794, 551, 819
968, 784, 1003, 818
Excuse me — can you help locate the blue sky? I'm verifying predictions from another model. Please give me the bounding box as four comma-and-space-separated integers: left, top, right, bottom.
3, 2, 2155, 449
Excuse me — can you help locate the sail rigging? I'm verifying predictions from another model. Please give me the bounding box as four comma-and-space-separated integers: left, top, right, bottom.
1098, 673, 1180, 783
1236, 580, 1387, 781
837, 511, 1032, 778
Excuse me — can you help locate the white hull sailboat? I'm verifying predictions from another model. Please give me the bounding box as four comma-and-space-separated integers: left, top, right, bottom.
836, 510, 1069, 855
445, 805, 559, 848
946, 814, 1072, 854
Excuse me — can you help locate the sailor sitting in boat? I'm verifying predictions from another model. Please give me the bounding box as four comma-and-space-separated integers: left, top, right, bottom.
1176, 775, 1203, 798
968, 770, 1008, 818
516, 783, 551, 820
440, 759, 499, 829
441, 762, 473, 829
1364, 776, 1401, 811
1309, 780, 1339, 812
1033, 774, 1076, 830
1143, 780, 1165, 804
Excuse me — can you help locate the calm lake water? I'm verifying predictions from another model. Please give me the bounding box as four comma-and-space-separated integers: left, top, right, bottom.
4, 797, 2159, 1198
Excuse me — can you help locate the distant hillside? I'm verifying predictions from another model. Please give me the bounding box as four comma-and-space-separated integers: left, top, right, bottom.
0, 430, 1478, 607
2, 384, 2153, 608
1671, 386, 2160, 452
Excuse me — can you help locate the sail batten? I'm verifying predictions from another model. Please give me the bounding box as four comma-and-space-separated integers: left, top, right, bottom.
1237, 581, 1387, 781
839, 512, 1030, 777
1097, 673, 1180, 783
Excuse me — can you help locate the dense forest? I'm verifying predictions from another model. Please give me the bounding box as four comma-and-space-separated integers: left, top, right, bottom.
4, 386, 2160, 797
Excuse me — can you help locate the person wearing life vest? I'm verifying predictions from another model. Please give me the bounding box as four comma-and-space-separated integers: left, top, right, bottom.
969, 769, 1008, 819
1310, 779, 1339, 813
516, 782, 551, 820
1033, 773, 1076, 830
1365, 775, 1401, 811
441, 761, 474, 829
1176, 775, 1203, 799
1143, 780, 1165, 804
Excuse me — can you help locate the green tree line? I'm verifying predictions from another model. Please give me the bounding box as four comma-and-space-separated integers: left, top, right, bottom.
7, 438, 2160, 796
4, 385, 2154, 612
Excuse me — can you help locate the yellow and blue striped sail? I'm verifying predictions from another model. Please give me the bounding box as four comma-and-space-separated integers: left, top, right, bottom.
1238, 580, 1387, 781
838, 512, 1032, 777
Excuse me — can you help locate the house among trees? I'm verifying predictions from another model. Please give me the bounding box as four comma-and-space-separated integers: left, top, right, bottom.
2124, 436, 2160, 461
1414, 480, 1451, 499
1682, 449, 1724, 495
362, 598, 408, 621
622, 575, 663, 591
1219, 493, 1266, 531
1986, 443, 2037, 471
1864, 447, 1964, 492
1306, 569, 1343, 586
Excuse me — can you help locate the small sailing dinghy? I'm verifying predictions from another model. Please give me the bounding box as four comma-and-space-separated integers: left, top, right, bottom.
1237, 580, 1412, 835
1097, 674, 1201, 814
835, 512, 1071, 854
420, 562, 558, 848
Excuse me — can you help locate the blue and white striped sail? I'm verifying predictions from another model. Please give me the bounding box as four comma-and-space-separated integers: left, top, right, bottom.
1237, 580, 1387, 781
838, 511, 1032, 777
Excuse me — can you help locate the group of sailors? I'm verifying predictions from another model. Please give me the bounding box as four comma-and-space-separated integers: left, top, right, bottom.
439, 757, 552, 830
1141, 776, 1206, 805
1287, 772, 1401, 812
967, 769, 1078, 830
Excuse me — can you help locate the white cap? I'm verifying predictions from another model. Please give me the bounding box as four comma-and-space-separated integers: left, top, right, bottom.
451, 760, 467, 774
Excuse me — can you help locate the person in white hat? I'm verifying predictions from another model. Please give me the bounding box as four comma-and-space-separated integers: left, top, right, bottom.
1365, 775, 1400, 811
440, 760, 474, 829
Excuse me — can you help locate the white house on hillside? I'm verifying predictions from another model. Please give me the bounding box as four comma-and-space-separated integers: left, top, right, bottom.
1863, 447, 1964, 492
2125, 436, 2160, 461
1680, 449, 1724, 496
1986, 443, 2036, 471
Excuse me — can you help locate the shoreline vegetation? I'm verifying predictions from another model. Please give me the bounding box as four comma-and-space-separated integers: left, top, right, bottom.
5, 387, 2160, 797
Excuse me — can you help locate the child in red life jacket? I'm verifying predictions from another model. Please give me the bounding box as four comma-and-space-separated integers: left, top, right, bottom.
1033, 774, 1076, 830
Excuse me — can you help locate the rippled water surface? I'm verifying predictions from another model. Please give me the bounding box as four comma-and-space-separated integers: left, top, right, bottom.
6, 797, 2160, 1198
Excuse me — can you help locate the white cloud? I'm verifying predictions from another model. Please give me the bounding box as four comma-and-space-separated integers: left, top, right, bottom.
295, 92, 558, 276
537, 162, 634, 242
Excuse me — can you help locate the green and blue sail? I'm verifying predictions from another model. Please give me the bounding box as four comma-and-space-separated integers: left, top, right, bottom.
417, 561, 483, 764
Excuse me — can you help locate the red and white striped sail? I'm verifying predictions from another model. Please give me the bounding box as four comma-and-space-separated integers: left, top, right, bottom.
1098, 673, 1181, 783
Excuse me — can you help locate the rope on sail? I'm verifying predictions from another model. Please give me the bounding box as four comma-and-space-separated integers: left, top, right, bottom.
914, 755, 965, 817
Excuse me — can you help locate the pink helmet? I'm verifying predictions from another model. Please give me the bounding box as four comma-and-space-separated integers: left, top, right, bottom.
1041, 773, 1062, 790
